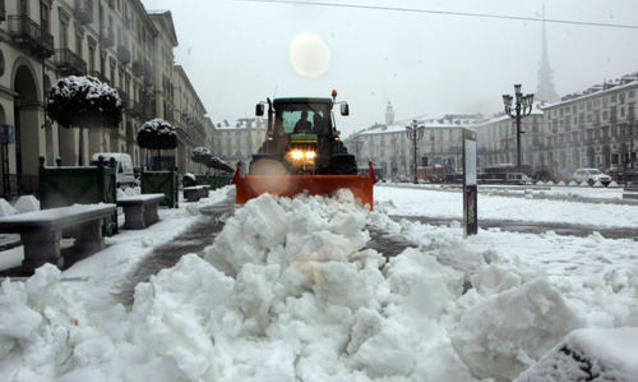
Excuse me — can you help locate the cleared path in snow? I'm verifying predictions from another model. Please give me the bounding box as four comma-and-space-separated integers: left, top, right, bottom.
116, 200, 234, 306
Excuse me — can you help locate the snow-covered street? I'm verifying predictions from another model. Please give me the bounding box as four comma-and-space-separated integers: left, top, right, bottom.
1, 185, 637, 381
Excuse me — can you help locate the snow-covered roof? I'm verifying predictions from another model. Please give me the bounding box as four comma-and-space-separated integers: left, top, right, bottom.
355, 116, 483, 137
475, 106, 544, 128
541, 72, 638, 109
214, 118, 266, 130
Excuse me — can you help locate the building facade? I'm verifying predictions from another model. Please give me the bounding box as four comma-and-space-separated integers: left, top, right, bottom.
0, 1, 211, 196
345, 111, 484, 179
475, 110, 546, 174
540, 73, 638, 176
211, 118, 267, 167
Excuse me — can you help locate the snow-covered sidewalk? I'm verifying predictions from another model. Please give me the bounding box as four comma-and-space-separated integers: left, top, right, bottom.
375, 185, 638, 228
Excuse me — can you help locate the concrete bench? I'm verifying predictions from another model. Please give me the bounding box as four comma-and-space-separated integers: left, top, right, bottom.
117, 194, 164, 229
623, 191, 638, 200
0, 204, 116, 271
184, 185, 208, 202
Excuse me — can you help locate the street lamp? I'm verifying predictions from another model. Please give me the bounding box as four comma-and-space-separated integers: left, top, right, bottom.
406, 120, 425, 184
503, 84, 534, 172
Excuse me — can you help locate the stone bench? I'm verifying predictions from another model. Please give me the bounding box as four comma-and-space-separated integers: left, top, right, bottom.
623, 191, 638, 200
184, 185, 208, 202
117, 194, 164, 230
0, 204, 116, 271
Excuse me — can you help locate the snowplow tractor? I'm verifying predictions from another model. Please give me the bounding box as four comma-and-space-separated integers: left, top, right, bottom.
233, 93, 377, 209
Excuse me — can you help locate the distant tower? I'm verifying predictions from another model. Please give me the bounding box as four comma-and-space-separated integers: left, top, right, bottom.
536, 6, 560, 104
385, 101, 395, 125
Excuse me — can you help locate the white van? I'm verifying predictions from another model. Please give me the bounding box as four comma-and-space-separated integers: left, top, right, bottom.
91, 153, 136, 187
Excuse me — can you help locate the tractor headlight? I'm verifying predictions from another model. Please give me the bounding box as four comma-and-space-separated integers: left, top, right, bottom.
305, 151, 316, 159
290, 150, 304, 160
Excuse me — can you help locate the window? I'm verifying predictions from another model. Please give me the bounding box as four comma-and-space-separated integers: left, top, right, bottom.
41, 4, 50, 32
88, 45, 95, 72
76, 32, 83, 56
59, 18, 69, 49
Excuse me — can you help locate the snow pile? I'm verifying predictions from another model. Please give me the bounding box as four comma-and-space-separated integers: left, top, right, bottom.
608, 181, 619, 188
0, 199, 17, 217
568, 180, 578, 186
3, 189, 635, 381
451, 279, 584, 380
557, 181, 566, 186
515, 328, 638, 381
13, 196, 40, 213
593, 181, 604, 188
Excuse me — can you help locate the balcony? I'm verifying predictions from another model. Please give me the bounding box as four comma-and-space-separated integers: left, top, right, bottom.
55, 49, 87, 76
117, 44, 131, 65
100, 28, 114, 48
8, 16, 54, 59
132, 60, 144, 76
74, 0, 93, 25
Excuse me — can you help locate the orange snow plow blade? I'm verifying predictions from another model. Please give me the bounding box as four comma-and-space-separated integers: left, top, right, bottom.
233, 163, 377, 209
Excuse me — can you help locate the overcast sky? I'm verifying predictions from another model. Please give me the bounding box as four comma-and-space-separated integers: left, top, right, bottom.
140, 0, 638, 136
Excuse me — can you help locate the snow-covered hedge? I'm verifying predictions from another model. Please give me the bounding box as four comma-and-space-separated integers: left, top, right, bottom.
47, 75, 122, 128
204, 155, 233, 173
136, 118, 178, 150
191, 147, 211, 163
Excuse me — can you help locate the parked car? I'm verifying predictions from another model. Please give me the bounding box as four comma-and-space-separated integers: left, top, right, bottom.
571, 168, 612, 186
90, 153, 136, 188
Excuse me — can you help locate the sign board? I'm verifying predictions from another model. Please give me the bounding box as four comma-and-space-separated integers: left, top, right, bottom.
463, 130, 478, 237
0, 124, 15, 145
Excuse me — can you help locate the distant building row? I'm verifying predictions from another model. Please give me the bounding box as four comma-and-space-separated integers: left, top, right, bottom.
0, 1, 213, 196
344, 72, 638, 179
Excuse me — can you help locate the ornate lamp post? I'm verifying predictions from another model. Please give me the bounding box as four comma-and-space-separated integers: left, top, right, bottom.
503, 84, 534, 172
406, 120, 425, 184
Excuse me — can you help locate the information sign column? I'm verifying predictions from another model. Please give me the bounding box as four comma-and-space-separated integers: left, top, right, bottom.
462, 129, 478, 236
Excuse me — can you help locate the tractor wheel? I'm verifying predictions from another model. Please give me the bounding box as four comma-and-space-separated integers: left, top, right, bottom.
249, 154, 289, 175
329, 154, 358, 175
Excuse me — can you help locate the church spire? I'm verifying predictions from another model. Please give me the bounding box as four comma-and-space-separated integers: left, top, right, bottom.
385, 101, 395, 125
537, 5, 560, 104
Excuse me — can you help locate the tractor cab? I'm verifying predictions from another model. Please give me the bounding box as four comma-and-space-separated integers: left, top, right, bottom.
254, 93, 351, 175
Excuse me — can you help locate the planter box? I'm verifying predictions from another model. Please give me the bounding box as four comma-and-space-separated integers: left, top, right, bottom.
141, 170, 178, 208
38, 156, 118, 236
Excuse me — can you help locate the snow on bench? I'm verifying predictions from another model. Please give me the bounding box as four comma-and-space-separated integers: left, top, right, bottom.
515, 327, 638, 381
183, 185, 209, 202
0, 204, 116, 271
116, 194, 164, 230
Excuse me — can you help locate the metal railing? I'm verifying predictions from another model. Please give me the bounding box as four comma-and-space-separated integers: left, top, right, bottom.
55, 49, 87, 75
8, 15, 54, 58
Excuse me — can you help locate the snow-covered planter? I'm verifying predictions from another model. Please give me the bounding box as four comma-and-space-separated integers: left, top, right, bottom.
204, 154, 233, 173
191, 147, 211, 164
47, 75, 122, 128
136, 118, 178, 150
